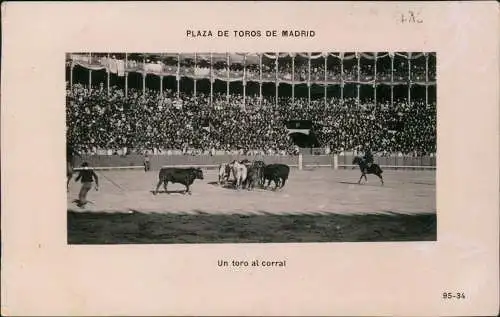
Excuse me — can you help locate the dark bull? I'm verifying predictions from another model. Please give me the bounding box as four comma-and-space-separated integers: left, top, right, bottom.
263, 164, 290, 190
154, 167, 204, 195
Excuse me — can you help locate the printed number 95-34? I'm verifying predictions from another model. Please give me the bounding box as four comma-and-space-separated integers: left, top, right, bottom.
443, 292, 466, 299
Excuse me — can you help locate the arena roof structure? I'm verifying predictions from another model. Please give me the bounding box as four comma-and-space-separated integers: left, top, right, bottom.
66, 52, 436, 107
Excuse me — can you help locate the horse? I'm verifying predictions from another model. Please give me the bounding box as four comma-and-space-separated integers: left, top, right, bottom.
352, 156, 384, 185
251, 160, 266, 187
217, 163, 232, 185
229, 160, 248, 190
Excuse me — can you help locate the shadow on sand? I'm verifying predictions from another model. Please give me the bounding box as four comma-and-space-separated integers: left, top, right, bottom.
67, 209, 437, 244
338, 181, 386, 187
412, 182, 435, 186
149, 189, 190, 195
338, 181, 363, 185
71, 199, 96, 208
207, 180, 277, 192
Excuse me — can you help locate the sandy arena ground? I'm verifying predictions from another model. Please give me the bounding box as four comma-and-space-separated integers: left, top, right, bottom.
67, 168, 436, 215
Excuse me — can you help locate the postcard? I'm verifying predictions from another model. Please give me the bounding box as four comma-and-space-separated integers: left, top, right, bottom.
1, 1, 498, 316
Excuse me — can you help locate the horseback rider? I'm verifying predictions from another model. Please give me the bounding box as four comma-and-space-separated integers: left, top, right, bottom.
363, 147, 374, 169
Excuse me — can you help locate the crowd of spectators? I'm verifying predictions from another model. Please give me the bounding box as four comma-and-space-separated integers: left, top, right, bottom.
66, 83, 436, 156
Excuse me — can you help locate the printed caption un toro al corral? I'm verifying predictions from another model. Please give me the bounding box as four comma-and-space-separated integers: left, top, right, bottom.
219, 260, 287, 267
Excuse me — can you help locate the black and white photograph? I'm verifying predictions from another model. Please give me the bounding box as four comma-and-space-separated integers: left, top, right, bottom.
66, 52, 437, 244
3, 2, 499, 316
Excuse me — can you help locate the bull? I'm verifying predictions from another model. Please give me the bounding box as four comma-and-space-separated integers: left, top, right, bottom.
153, 167, 204, 195
263, 164, 290, 190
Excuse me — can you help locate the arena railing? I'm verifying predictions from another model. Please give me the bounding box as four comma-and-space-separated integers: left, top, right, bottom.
73, 152, 436, 171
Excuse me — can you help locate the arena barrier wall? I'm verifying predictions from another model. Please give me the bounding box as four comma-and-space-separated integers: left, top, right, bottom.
73, 154, 436, 171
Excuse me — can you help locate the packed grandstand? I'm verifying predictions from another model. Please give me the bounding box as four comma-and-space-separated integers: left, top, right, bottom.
66, 52, 436, 157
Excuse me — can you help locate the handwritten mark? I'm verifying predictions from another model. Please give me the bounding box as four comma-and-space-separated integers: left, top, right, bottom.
400, 10, 423, 24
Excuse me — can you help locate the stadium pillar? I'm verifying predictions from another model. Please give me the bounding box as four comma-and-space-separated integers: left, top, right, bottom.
357, 83, 360, 107
210, 53, 213, 108
425, 84, 428, 106
275, 83, 278, 107
142, 55, 146, 96
292, 54, 295, 103
308, 53, 311, 107
125, 74, 128, 98
89, 70, 92, 92
340, 82, 344, 102
425, 53, 429, 105
177, 53, 180, 99
356, 52, 360, 107
210, 78, 213, 107
275, 52, 279, 108
160, 76, 163, 97
243, 81, 246, 111
177, 75, 180, 99
70, 62, 74, 90
259, 54, 263, 106
408, 84, 411, 105
324, 85, 327, 108
243, 54, 246, 110
88, 53, 92, 92
298, 153, 303, 170
259, 83, 263, 106
308, 83, 311, 106
124, 53, 128, 98
390, 52, 394, 107
333, 154, 339, 170
408, 52, 411, 104
226, 53, 230, 102
194, 53, 197, 99
142, 72, 146, 96
324, 52, 327, 107
106, 53, 110, 96
390, 85, 394, 107
408, 52, 412, 81
374, 53, 377, 106
340, 53, 344, 104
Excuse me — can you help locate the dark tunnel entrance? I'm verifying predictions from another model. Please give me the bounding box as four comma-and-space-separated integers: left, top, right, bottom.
288, 132, 320, 148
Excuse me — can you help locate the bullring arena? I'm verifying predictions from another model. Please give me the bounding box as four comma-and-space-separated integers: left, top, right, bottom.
68, 164, 435, 216
67, 155, 436, 244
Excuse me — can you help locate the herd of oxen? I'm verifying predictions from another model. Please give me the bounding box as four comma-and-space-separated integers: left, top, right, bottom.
152, 159, 290, 195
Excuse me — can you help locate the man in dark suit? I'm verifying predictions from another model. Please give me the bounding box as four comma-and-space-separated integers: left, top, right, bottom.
74, 162, 99, 207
